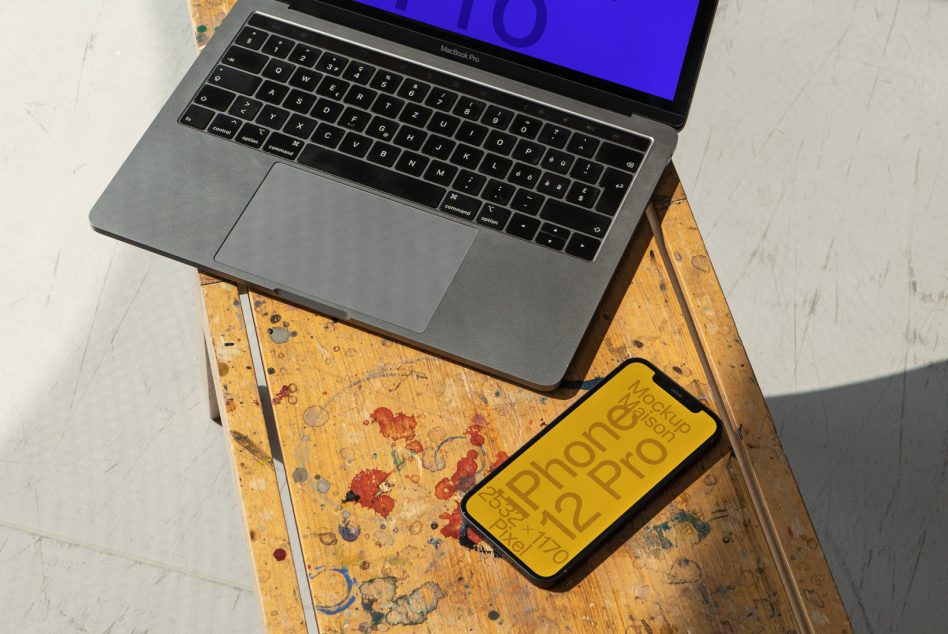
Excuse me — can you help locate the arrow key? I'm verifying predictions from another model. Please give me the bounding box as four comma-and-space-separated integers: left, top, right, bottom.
565, 234, 601, 261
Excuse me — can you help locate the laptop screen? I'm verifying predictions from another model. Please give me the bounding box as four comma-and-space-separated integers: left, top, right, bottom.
349, 0, 701, 101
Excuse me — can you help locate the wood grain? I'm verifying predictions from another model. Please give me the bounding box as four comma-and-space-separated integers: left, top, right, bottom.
201, 281, 308, 632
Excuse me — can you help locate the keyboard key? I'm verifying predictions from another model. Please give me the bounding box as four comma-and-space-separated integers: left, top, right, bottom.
371, 95, 404, 118
509, 163, 541, 188
428, 112, 461, 137
256, 80, 289, 104
262, 35, 293, 58
441, 191, 480, 220
566, 182, 601, 209
262, 58, 296, 82
425, 89, 458, 111
229, 97, 262, 120
456, 121, 488, 145
477, 203, 511, 230
511, 115, 541, 139
540, 223, 570, 240
538, 123, 570, 149
542, 148, 574, 174
316, 76, 350, 100
482, 105, 513, 129
366, 116, 399, 141
221, 46, 267, 74
344, 85, 377, 109
422, 135, 455, 160
313, 99, 345, 123
369, 71, 402, 93
284, 89, 317, 114
596, 168, 634, 215
179, 104, 214, 129
537, 172, 569, 198
289, 68, 322, 91
596, 142, 644, 173
393, 125, 428, 151
483, 180, 515, 206
565, 234, 601, 261
511, 139, 543, 165
343, 61, 376, 84
567, 133, 599, 158
540, 198, 611, 237
367, 141, 400, 167
339, 108, 372, 132
424, 161, 458, 186
570, 159, 604, 184
479, 154, 512, 179
511, 190, 544, 215
397, 80, 430, 102
450, 144, 484, 170
506, 213, 540, 240
535, 232, 566, 251
256, 104, 290, 129
235, 27, 267, 50
234, 122, 269, 148
289, 43, 321, 67
453, 170, 486, 196
484, 130, 516, 156
195, 84, 235, 111
317, 52, 349, 75
313, 123, 345, 148
263, 132, 305, 159
298, 144, 446, 208
284, 113, 318, 139
399, 103, 433, 127
453, 98, 485, 120
395, 151, 429, 177
338, 132, 372, 158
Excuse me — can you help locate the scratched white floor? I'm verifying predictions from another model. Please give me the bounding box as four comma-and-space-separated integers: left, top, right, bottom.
1, 1, 945, 633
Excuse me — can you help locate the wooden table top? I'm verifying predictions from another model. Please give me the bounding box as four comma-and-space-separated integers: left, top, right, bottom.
189, 2, 851, 632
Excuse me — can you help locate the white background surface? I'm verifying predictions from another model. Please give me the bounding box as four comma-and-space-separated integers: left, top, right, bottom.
1, 0, 946, 631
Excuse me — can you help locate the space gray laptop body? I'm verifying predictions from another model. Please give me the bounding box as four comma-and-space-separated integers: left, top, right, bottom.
89, 0, 716, 390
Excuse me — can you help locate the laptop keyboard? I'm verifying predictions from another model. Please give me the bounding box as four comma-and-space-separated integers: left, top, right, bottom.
179, 13, 651, 262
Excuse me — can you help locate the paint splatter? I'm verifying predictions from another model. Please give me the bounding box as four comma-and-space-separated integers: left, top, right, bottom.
488, 610, 500, 620
229, 431, 272, 465
366, 407, 418, 442
268, 327, 291, 344
405, 440, 423, 453
488, 451, 509, 472
650, 510, 712, 549
273, 548, 287, 561
432, 449, 479, 500
272, 383, 298, 405
196, 24, 207, 33
439, 502, 481, 546
464, 424, 485, 446
339, 518, 361, 542
316, 477, 331, 493
319, 532, 338, 546
292, 467, 308, 483
303, 404, 329, 427
346, 469, 396, 517
409, 521, 422, 535
359, 577, 444, 628
310, 566, 357, 615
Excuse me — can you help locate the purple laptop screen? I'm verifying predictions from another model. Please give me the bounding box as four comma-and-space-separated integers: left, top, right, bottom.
351, 0, 701, 100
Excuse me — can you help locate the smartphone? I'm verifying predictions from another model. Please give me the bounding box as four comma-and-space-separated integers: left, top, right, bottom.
461, 358, 721, 587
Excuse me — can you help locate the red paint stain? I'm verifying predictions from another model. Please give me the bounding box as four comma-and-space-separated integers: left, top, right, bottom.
434, 477, 455, 500
273, 548, 287, 561
366, 407, 418, 442
405, 439, 424, 454
433, 449, 480, 499
348, 468, 396, 517
272, 384, 298, 405
488, 451, 509, 472
440, 502, 481, 543
464, 424, 485, 446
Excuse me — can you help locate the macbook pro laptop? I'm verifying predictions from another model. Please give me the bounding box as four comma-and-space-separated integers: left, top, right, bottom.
89, 0, 717, 390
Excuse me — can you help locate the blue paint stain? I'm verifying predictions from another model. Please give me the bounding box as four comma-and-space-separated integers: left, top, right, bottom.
309, 566, 357, 614
561, 376, 604, 391
339, 518, 361, 542
651, 510, 712, 549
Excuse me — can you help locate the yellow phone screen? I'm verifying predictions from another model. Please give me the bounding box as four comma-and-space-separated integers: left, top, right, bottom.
462, 360, 719, 581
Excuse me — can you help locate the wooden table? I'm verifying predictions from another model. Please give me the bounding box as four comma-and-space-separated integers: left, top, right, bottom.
189, 2, 852, 631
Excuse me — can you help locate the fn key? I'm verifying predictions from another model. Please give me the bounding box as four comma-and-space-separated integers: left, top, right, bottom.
565, 234, 600, 261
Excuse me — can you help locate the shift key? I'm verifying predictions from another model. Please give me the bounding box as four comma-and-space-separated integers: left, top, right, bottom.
540, 198, 611, 238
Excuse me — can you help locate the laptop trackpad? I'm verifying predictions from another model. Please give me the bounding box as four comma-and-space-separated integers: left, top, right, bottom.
215, 163, 477, 333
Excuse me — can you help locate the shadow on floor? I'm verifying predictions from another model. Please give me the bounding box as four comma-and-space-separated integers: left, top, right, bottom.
767, 361, 948, 634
